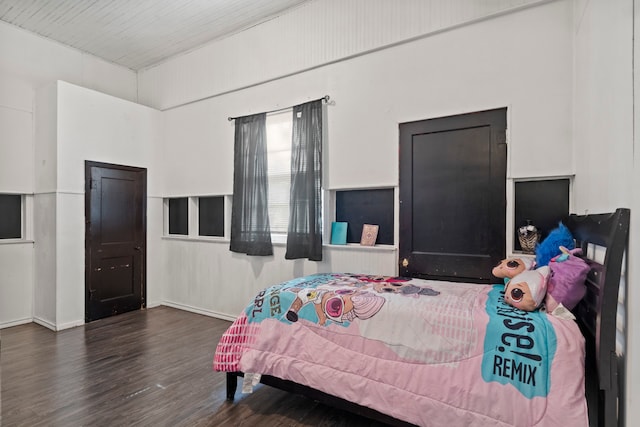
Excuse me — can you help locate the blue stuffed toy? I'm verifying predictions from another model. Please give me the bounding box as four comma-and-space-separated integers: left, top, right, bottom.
535, 222, 575, 267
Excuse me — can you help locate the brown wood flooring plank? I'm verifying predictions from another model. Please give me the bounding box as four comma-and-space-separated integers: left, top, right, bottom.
1, 306, 388, 427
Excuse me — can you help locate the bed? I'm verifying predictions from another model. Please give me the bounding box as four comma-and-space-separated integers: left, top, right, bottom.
214, 208, 630, 427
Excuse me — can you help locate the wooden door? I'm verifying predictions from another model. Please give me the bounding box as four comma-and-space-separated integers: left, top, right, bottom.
399, 108, 506, 283
85, 161, 146, 322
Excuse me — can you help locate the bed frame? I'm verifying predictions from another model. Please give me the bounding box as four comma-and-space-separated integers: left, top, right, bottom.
565, 208, 630, 427
226, 208, 630, 427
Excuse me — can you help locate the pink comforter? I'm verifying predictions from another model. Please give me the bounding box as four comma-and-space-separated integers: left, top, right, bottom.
214, 273, 588, 426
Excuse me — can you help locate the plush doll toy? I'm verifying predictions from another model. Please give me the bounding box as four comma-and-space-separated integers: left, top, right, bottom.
535, 222, 575, 267
503, 266, 550, 312
492, 257, 535, 284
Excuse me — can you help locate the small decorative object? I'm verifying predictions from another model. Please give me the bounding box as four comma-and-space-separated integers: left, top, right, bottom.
360, 224, 379, 246
330, 222, 348, 245
518, 220, 539, 254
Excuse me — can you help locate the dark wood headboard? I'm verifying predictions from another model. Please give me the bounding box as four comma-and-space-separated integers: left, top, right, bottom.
564, 208, 630, 427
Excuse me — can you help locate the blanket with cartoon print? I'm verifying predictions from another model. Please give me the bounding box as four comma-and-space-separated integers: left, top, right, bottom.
214, 273, 587, 426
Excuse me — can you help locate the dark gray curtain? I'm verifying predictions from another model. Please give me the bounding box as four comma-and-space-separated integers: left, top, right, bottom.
285, 100, 323, 261
230, 113, 273, 256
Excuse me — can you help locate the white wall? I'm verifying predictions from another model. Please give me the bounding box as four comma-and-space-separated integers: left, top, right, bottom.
52, 81, 163, 327
138, 0, 550, 110
147, 1, 574, 316
0, 76, 34, 193
0, 242, 34, 327
32, 82, 58, 328
0, 75, 36, 328
0, 21, 138, 328
10, 79, 163, 330
162, 242, 397, 319
573, 0, 634, 213
0, 21, 137, 103
633, 3, 640, 426
146, 197, 164, 307
572, 1, 637, 425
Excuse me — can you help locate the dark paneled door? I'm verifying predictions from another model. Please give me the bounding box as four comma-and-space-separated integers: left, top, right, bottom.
85, 161, 146, 322
399, 108, 507, 283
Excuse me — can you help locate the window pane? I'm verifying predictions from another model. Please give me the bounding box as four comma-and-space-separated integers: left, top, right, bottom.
199, 196, 224, 237
336, 189, 394, 245
0, 194, 21, 239
514, 179, 570, 251
168, 197, 188, 235
267, 111, 292, 234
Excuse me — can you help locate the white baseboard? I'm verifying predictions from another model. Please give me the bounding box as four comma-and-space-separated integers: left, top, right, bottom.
5, 305, 234, 331
56, 320, 85, 331
32, 317, 84, 331
0, 317, 33, 329
33, 316, 57, 331
161, 301, 237, 322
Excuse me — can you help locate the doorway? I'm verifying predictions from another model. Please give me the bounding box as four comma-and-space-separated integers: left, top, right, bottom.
85, 161, 147, 322
399, 108, 507, 283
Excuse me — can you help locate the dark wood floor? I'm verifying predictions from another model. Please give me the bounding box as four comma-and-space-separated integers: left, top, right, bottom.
0, 306, 389, 427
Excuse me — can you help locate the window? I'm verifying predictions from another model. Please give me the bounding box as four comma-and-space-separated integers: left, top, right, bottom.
0, 194, 22, 239
168, 197, 188, 235
199, 196, 224, 237
229, 100, 323, 258
165, 196, 228, 238
335, 189, 394, 245
514, 178, 570, 251
266, 111, 293, 236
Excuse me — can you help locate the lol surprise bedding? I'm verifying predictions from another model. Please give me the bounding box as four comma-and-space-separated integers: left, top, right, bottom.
214, 273, 588, 426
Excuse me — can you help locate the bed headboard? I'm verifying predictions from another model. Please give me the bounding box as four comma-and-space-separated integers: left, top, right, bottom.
564, 208, 630, 427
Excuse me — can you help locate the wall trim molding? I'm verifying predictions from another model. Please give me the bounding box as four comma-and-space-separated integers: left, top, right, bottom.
33, 316, 56, 331
0, 317, 32, 329
161, 301, 236, 322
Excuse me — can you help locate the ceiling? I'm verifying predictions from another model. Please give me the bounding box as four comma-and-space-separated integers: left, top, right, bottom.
0, 0, 313, 71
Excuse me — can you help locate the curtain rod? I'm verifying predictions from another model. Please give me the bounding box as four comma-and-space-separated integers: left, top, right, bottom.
227, 95, 330, 121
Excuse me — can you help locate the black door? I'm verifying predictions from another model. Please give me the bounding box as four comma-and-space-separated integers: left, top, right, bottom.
85, 161, 146, 322
399, 108, 507, 283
